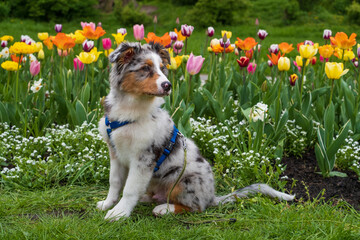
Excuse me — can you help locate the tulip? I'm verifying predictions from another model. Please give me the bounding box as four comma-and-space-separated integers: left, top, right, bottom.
289, 74, 298, 86
81, 22, 96, 31
30, 61, 40, 76
83, 40, 94, 52
330, 32, 357, 50
255, 18, 259, 26
237, 56, 250, 68
219, 38, 230, 48
311, 56, 317, 65
357, 46, 360, 58
304, 40, 314, 46
269, 44, 279, 54
278, 57, 290, 71
295, 55, 309, 67
173, 40, 184, 54
318, 45, 334, 59
207, 27, 214, 37
153, 15, 158, 24
73, 58, 84, 71
1, 40, 7, 48
267, 60, 273, 67
246, 49, 253, 60
176, 17, 180, 25
38, 49, 45, 60
55, 24, 62, 33
117, 28, 127, 35
299, 44, 317, 59
169, 31, 178, 41
355, 61, 359, 68
325, 62, 349, 80
323, 29, 332, 40
38, 32, 49, 41
57, 49, 69, 57
167, 57, 178, 70
293, 61, 301, 72
221, 30, 232, 39
247, 62, 257, 74
133, 24, 144, 41
102, 38, 112, 50
77, 52, 96, 64
97, 22, 102, 27
186, 53, 205, 75
181, 24, 194, 37
257, 29, 268, 40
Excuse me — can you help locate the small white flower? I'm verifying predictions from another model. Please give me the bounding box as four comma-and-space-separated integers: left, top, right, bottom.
0, 47, 10, 58
31, 78, 43, 93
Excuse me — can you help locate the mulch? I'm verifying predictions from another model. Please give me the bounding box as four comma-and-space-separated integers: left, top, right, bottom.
282, 149, 360, 210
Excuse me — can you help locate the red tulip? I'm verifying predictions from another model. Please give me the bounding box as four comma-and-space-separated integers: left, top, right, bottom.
237, 56, 250, 68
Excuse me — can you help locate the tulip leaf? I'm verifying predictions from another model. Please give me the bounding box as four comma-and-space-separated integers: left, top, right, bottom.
75, 100, 88, 124
0, 102, 9, 123
327, 120, 350, 161
324, 102, 334, 147
301, 92, 311, 116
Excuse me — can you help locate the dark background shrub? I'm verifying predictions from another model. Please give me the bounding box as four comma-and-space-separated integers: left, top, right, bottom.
114, 0, 151, 26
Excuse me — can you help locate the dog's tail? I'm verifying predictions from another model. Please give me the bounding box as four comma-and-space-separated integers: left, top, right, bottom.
213, 183, 295, 206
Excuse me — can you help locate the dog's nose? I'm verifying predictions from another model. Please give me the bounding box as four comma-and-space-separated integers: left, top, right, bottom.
161, 81, 172, 92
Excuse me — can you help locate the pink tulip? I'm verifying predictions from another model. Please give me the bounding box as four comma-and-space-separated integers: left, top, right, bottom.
102, 38, 112, 50
73, 58, 84, 71
133, 24, 144, 41
176, 17, 180, 25
186, 53, 205, 75
293, 61, 301, 72
81, 22, 96, 31
30, 61, 40, 76
181, 24, 194, 37
57, 49, 69, 57
255, 18, 259, 26
247, 62, 257, 74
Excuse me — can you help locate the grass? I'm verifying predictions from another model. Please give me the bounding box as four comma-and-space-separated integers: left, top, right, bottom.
0, 185, 359, 239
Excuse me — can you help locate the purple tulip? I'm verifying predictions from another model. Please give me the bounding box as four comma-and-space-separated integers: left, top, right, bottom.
269, 44, 279, 54
323, 29, 332, 40
30, 61, 40, 76
73, 58, 84, 71
355, 61, 359, 68
169, 31, 178, 41
207, 27, 214, 37
267, 60, 273, 67
219, 38, 230, 48
181, 24, 194, 37
55, 24, 62, 33
186, 53, 205, 75
102, 38, 112, 50
82, 40, 94, 52
304, 40, 314, 46
257, 29, 268, 40
117, 28, 127, 35
357, 46, 360, 59
173, 40, 184, 54
1, 40, 7, 48
133, 24, 144, 41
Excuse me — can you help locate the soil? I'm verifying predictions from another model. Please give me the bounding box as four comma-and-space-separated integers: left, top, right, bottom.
282, 150, 360, 210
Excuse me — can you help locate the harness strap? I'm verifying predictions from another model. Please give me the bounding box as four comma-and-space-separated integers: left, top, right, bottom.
154, 125, 179, 172
105, 115, 132, 138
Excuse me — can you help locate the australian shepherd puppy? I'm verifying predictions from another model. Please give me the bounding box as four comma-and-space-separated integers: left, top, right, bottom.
97, 42, 294, 221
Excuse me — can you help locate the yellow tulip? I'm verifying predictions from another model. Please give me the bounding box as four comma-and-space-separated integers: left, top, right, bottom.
9, 42, 36, 55
221, 30, 232, 39
89, 47, 103, 62
105, 48, 114, 57
295, 55, 309, 67
77, 52, 96, 64
278, 57, 290, 71
167, 57, 178, 70
112, 33, 127, 45
31, 42, 43, 52
325, 62, 349, 79
0, 35, 14, 42
299, 44, 317, 59
1, 61, 21, 71
38, 32, 49, 41
74, 30, 86, 44
38, 49, 45, 60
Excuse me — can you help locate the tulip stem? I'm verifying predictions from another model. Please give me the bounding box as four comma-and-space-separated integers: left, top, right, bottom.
329, 79, 334, 106
300, 63, 306, 107
184, 37, 188, 55
187, 74, 192, 104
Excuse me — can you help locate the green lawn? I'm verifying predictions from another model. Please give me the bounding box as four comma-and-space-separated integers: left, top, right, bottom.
1, 186, 359, 239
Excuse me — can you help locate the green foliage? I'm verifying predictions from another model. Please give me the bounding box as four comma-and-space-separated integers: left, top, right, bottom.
114, 0, 151, 26
187, 0, 249, 27
6, 0, 98, 21
171, 0, 197, 6
347, 0, 360, 24
0, 1, 10, 21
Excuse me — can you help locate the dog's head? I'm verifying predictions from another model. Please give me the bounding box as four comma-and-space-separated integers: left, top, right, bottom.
108, 42, 171, 97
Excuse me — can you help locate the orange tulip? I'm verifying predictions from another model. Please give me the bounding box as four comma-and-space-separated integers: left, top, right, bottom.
11, 54, 24, 63
43, 36, 54, 50
330, 32, 356, 50
267, 52, 284, 65
52, 33, 75, 50
174, 28, 186, 41
279, 42, 294, 54
318, 45, 334, 59
81, 26, 106, 40
235, 37, 258, 51
144, 32, 171, 47
245, 49, 253, 60
211, 43, 234, 54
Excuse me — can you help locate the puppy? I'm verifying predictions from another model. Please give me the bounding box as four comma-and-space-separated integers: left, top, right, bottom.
97, 42, 294, 221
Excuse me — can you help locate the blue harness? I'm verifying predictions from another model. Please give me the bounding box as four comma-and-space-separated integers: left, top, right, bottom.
105, 115, 179, 173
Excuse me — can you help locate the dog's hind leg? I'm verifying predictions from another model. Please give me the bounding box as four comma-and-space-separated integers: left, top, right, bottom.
97, 148, 128, 211
152, 203, 191, 216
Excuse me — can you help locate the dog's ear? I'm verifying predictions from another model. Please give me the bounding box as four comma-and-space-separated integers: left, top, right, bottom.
109, 42, 141, 65
150, 42, 170, 67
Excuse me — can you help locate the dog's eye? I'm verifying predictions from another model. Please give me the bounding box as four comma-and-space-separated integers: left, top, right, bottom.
142, 65, 151, 72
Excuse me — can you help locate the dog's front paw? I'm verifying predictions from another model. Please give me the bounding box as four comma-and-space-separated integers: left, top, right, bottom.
97, 200, 116, 211
104, 208, 129, 221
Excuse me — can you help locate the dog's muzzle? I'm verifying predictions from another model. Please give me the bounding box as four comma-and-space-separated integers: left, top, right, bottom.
161, 81, 172, 94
